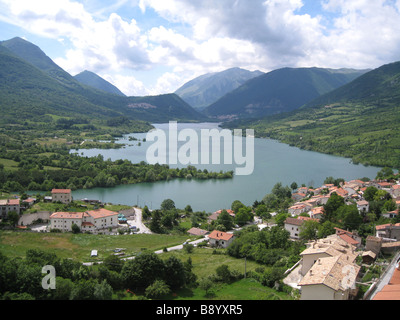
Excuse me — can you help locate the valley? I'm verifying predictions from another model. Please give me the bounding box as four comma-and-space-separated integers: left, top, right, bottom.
0, 35, 400, 304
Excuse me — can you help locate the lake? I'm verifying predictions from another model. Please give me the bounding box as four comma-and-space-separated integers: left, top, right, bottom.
71, 122, 381, 212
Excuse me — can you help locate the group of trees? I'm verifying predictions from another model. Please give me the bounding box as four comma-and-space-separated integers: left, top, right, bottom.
0, 248, 196, 300
0, 150, 233, 193
226, 225, 303, 288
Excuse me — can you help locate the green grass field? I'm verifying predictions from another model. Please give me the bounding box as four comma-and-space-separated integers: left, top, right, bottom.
0, 231, 189, 262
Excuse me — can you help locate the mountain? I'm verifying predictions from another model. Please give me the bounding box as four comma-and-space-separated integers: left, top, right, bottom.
204, 67, 368, 120
175, 67, 263, 110
1, 37, 80, 89
0, 37, 206, 124
224, 61, 400, 168
74, 70, 126, 97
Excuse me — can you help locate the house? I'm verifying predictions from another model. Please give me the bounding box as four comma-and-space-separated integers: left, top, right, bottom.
0, 198, 21, 218
51, 189, 72, 204
375, 223, 400, 241
300, 236, 358, 277
292, 193, 307, 201
187, 227, 209, 236
288, 204, 308, 216
382, 209, 399, 219
22, 198, 36, 208
391, 185, 400, 198
284, 217, 305, 239
373, 265, 400, 300
335, 188, 349, 199
362, 251, 376, 264
310, 207, 325, 220
334, 228, 362, 248
207, 209, 235, 223
208, 230, 235, 248
50, 208, 119, 233
298, 255, 360, 300
365, 235, 382, 255
356, 200, 369, 213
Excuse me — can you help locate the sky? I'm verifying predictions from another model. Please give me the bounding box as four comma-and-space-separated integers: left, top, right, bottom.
1, 0, 400, 97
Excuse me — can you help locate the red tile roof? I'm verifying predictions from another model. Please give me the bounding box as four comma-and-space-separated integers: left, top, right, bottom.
86, 208, 118, 219
209, 230, 234, 241
51, 189, 72, 194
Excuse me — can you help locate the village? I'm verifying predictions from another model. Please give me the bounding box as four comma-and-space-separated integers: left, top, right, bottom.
1, 173, 400, 301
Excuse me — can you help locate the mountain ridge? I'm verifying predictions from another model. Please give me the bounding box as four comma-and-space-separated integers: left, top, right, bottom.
0, 37, 206, 124
175, 67, 263, 110
223, 61, 400, 168
204, 67, 369, 120
74, 70, 126, 97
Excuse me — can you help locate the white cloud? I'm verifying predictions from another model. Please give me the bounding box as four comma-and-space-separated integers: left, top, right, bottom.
1, 0, 400, 94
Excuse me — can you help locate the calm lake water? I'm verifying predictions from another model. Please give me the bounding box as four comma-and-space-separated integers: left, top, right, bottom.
71, 123, 381, 213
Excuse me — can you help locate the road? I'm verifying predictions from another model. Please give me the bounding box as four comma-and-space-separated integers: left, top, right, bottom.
126, 207, 152, 234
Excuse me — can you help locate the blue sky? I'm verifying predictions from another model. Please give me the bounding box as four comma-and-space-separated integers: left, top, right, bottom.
1, 0, 400, 96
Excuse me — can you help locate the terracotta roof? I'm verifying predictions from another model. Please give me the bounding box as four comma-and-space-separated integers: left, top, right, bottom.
209, 230, 234, 241
373, 285, 400, 300
51, 189, 72, 194
187, 227, 209, 236
7, 199, 20, 205
86, 208, 118, 219
338, 233, 360, 246
285, 217, 304, 226
390, 267, 400, 285
299, 255, 360, 291
301, 236, 358, 262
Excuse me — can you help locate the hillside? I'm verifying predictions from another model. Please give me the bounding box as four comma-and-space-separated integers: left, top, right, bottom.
74, 70, 126, 97
224, 61, 400, 168
0, 37, 206, 124
175, 67, 263, 110
204, 67, 368, 120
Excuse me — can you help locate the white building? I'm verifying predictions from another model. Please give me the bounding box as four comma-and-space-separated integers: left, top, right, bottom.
298, 236, 360, 300
208, 230, 235, 248
356, 200, 369, 213
50, 208, 119, 233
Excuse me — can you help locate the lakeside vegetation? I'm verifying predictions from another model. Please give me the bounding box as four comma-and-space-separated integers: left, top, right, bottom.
0, 123, 233, 193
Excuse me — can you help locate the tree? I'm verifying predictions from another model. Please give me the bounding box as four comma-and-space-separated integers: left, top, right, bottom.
216, 209, 234, 230
149, 210, 163, 233
145, 280, 170, 299
103, 255, 124, 273
121, 251, 165, 290
323, 192, 345, 222
231, 200, 245, 214
161, 199, 176, 211
299, 220, 320, 241
290, 182, 298, 191
215, 264, 232, 283
71, 223, 80, 234
364, 186, 378, 202
376, 167, 394, 180
163, 256, 187, 289
338, 205, 363, 230
93, 279, 113, 300
198, 277, 214, 296
235, 207, 253, 226
7, 211, 19, 227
